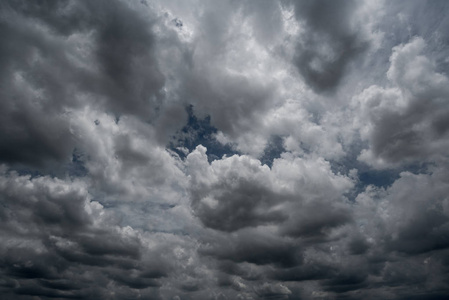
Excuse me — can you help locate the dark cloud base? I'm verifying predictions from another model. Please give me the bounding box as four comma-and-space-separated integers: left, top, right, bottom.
1, 0, 449, 299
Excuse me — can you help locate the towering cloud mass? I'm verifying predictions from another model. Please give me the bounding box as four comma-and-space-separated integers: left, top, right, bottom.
1, 0, 449, 299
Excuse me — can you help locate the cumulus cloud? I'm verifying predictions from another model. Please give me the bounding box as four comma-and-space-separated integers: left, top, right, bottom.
0, 167, 173, 299
356, 164, 449, 255
186, 146, 353, 234
0, 0, 179, 171
354, 37, 449, 167
1, 0, 449, 299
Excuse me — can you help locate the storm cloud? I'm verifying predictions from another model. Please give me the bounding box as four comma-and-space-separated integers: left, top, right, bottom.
1, 0, 449, 299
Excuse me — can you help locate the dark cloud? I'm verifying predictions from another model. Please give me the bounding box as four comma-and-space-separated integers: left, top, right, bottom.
347, 235, 369, 255
186, 146, 289, 232
321, 271, 368, 293
1, 0, 449, 299
269, 263, 334, 282
254, 282, 291, 299
186, 146, 353, 236
279, 201, 352, 239
0, 168, 174, 299
191, 177, 287, 232
108, 271, 162, 290
382, 168, 449, 255
92, 0, 165, 116
291, 0, 369, 92
0, 0, 166, 170
201, 230, 302, 268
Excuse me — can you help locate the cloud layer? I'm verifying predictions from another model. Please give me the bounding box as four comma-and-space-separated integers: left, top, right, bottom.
1, 0, 449, 299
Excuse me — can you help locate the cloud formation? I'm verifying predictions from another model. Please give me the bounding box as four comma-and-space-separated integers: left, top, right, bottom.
291, 0, 369, 92
1, 0, 449, 299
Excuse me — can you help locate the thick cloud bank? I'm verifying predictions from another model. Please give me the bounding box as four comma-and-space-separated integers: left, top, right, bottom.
1, 1, 449, 299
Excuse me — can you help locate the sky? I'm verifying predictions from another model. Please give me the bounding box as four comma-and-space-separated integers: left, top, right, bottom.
1, 0, 449, 299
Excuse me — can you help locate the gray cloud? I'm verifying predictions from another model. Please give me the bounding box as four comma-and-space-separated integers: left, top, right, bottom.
200, 229, 302, 269
279, 201, 352, 239
355, 37, 449, 167
0, 168, 174, 299
0, 0, 167, 170
186, 146, 286, 232
291, 0, 369, 92
1, 0, 449, 299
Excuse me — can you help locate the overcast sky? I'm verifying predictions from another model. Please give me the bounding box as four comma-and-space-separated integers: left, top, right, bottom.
1, 1, 449, 299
